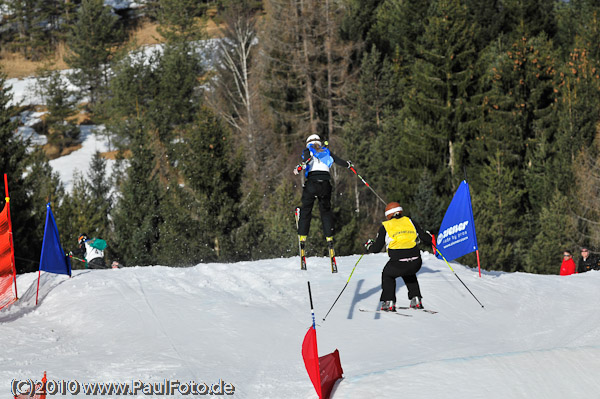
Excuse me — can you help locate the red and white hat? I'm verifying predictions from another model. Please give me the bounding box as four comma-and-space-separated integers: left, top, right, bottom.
384, 202, 403, 219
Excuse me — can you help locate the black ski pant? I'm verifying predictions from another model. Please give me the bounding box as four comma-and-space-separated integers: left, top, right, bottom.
88, 257, 107, 269
380, 257, 422, 303
297, 180, 334, 238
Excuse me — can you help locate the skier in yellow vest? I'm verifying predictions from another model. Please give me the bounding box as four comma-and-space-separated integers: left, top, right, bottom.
364, 202, 432, 311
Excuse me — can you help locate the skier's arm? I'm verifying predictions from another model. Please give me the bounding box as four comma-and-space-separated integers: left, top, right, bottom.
414, 221, 433, 247
294, 149, 313, 175
301, 148, 311, 162
367, 225, 387, 253
72, 245, 85, 258
330, 152, 352, 169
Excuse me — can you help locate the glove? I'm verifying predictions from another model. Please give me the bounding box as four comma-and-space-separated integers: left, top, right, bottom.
293, 164, 302, 175
364, 238, 375, 251
347, 160, 354, 169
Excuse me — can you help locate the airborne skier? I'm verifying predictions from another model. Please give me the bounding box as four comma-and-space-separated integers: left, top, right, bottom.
293, 134, 353, 273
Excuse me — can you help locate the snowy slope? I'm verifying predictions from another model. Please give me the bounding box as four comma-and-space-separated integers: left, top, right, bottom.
2, 252, 600, 399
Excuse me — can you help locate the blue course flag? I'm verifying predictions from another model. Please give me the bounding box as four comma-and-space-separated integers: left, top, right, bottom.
436, 180, 478, 262
39, 203, 72, 276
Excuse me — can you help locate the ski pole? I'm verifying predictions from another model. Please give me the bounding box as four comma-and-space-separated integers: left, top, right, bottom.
69, 254, 88, 268
322, 253, 365, 321
349, 166, 387, 206
435, 246, 484, 308
307, 281, 316, 329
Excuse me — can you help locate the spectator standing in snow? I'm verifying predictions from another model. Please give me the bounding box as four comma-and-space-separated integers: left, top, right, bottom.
364, 202, 433, 312
293, 134, 353, 247
577, 247, 598, 273
72, 233, 107, 269
559, 250, 577, 276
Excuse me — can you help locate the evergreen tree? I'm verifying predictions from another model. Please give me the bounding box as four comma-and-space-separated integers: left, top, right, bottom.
464, 0, 505, 51
21, 150, 65, 269
107, 44, 202, 144
501, 0, 559, 41
573, 136, 600, 251
527, 189, 578, 274
174, 106, 245, 262
110, 120, 163, 266
369, 0, 432, 60
23, 148, 64, 222
410, 169, 445, 231
406, 0, 480, 194
472, 151, 526, 272
65, 0, 124, 106
6, 0, 41, 59
575, 1, 600, 62
36, 70, 80, 153
149, 43, 202, 141
471, 32, 558, 220
229, 186, 268, 260
105, 34, 207, 266
56, 151, 111, 262
86, 151, 112, 238
259, 181, 298, 259
555, 43, 600, 155
155, 185, 215, 266
56, 173, 92, 259
342, 46, 400, 218
150, 0, 206, 44
339, 0, 383, 44
5, 0, 71, 59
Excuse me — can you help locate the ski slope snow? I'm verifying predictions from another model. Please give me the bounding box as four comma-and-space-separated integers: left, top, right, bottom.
2, 252, 600, 398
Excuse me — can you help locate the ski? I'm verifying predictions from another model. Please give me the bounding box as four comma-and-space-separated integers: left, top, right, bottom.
396, 307, 438, 314
359, 308, 412, 317
327, 240, 338, 273
294, 208, 307, 270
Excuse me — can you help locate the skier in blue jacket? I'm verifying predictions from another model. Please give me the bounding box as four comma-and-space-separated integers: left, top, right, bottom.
293, 134, 353, 246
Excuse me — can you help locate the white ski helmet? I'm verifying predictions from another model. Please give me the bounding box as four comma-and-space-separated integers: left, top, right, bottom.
306, 134, 321, 147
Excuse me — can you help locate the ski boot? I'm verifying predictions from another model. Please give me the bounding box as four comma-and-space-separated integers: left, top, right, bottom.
299, 235, 307, 270
409, 296, 424, 309
326, 236, 338, 273
380, 300, 396, 312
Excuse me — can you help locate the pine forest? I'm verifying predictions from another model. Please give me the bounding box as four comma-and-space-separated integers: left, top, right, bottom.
2, 0, 600, 275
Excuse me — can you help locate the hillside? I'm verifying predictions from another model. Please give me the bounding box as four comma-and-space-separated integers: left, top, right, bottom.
0, 15, 224, 79
2, 252, 600, 398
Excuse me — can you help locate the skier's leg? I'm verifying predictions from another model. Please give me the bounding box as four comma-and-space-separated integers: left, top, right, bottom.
298, 182, 317, 236
402, 274, 422, 300
399, 258, 423, 300
317, 181, 334, 238
88, 257, 107, 269
380, 261, 401, 302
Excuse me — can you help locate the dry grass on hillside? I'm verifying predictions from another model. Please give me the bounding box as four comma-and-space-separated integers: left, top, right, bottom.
0, 17, 226, 79
128, 19, 165, 47
0, 42, 70, 79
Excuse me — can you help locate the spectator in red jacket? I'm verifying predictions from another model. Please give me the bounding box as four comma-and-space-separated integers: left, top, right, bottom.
559, 250, 577, 276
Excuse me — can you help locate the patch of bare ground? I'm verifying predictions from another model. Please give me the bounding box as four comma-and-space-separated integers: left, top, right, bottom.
0, 42, 70, 79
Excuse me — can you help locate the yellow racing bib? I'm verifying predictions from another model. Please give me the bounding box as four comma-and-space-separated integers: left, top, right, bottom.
382, 217, 417, 250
